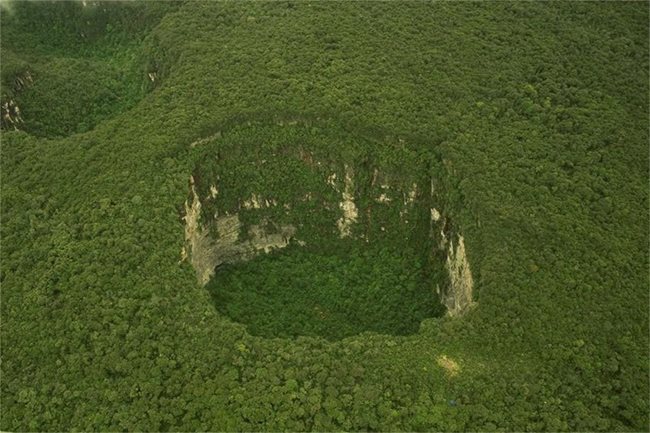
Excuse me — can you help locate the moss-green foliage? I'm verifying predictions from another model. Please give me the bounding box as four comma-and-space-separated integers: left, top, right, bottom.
9, 55, 140, 136
1, 1, 648, 431
209, 244, 442, 340
192, 118, 436, 248
0, 1, 178, 137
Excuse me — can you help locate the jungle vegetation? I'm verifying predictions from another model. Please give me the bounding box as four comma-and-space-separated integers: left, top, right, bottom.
1, 1, 648, 431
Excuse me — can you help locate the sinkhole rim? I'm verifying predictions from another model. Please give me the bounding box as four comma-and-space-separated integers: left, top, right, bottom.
183, 115, 473, 340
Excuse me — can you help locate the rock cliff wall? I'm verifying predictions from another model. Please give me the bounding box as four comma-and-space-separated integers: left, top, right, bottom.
443, 235, 475, 316
182, 176, 295, 286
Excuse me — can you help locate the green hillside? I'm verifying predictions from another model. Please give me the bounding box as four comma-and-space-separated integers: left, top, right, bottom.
1, 1, 648, 431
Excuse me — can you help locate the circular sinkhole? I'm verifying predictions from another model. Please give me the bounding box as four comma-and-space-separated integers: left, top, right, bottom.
0, 1, 177, 137
184, 116, 471, 340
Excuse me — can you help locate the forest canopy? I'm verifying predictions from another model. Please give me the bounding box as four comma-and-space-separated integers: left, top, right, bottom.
1, 1, 648, 431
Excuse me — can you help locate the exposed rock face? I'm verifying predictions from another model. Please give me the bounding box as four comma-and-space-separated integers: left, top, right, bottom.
443, 235, 475, 316
1, 71, 32, 131
429, 197, 475, 316
1, 99, 24, 130
182, 176, 295, 286
183, 176, 217, 285
336, 164, 358, 238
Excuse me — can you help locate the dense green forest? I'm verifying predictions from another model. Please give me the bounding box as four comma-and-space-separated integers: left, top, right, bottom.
1, 1, 648, 431
209, 244, 442, 340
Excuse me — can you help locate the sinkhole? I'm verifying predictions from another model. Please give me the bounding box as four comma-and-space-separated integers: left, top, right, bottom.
183, 116, 473, 340
0, 1, 175, 137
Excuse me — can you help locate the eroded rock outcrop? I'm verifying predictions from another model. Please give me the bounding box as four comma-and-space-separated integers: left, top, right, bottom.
182, 176, 295, 286
430, 203, 475, 316
336, 164, 358, 238
443, 235, 475, 316
1, 71, 32, 131
1, 99, 24, 130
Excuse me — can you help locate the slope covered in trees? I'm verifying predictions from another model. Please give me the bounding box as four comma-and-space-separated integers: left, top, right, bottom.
1, 1, 648, 431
